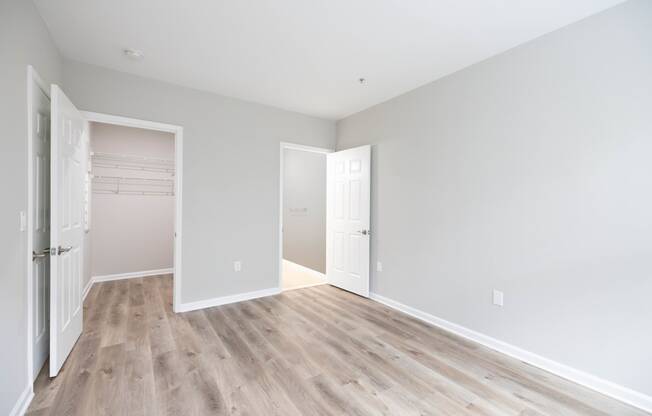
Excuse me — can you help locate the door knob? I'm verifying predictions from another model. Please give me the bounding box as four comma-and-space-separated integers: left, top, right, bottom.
57, 245, 73, 255
358, 229, 371, 235
32, 248, 50, 261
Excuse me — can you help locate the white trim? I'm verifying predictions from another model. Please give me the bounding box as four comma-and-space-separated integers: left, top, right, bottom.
281, 141, 334, 154
278, 142, 333, 291
177, 288, 281, 313
92, 268, 173, 283
82, 278, 94, 301
370, 292, 652, 414
81, 111, 179, 133
81, 268, 171, 302
174, 127, 183, 313
282, 259, 327, 291
26, 65, 50, 387
9, 384, 33, 416
81, 111, 184, 313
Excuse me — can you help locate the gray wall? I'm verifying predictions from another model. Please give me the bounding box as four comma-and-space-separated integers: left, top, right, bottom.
337, 0, 652, 397
283, 149, 327, 273
63, 60, 336, 303
0, 0, 62, 413
90, 123, 175, 278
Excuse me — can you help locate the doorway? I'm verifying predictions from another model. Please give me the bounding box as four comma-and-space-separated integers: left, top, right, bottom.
26, 69, 184, 385
82, 111, 184, 314
278, 142, 372, 296
279, 143, 331, 290
88, 122, 175, 283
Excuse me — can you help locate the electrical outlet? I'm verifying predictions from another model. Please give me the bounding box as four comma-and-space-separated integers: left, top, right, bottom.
234, 261, 242, 272
376, 261, 383, 272
493, 289, 504, 307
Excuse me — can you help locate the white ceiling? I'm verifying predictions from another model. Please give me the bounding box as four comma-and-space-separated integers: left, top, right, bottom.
34, 0, 624, 120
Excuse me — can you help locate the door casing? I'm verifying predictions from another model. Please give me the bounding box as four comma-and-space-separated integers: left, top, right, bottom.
26, 65, 51, 385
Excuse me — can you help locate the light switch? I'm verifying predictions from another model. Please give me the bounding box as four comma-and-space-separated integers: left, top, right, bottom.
493, 289, 504, 307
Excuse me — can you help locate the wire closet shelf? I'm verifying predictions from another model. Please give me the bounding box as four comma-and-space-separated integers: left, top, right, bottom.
91, 151, 175, 196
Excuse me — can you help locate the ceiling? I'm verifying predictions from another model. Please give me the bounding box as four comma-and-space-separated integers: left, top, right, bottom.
34, 0, 625, 120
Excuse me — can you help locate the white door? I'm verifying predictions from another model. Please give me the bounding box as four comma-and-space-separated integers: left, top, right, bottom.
49, 85, 86, 377
326, 145, 371, 297
31, 83, 51, 380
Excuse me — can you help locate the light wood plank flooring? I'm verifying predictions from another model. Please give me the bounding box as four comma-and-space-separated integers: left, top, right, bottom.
28, 275, 647, 415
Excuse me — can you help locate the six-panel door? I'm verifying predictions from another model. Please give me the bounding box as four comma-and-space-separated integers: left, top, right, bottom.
49, 85, 86, 377
326, 145, 371, 297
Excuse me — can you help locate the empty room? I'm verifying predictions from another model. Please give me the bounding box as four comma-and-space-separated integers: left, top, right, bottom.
1, 0, 650, 415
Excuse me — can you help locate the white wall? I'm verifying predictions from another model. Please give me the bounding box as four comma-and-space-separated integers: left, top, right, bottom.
283, 149, 326, 273
62, 60, 336, 304
337, 0, 652, 398
0, 0, 62, 414
90, 122, 174, 278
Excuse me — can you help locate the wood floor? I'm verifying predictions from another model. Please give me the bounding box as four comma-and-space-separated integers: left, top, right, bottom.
28, 275, 647, 416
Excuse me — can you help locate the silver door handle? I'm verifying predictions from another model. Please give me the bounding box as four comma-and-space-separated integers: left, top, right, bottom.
57, 246, 73, 255
358, 229, 371, 235
32, 248, 50, 261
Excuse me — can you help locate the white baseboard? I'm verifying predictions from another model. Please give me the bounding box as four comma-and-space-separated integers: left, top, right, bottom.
9, 384, 33, 416
92, 268, 173, 283
370, 292, 652, 413
177, 287, 281, 313
82, 278, 94, 301
83, 269, 172, 301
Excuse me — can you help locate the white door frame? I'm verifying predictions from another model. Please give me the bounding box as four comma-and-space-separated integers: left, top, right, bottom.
26, 65, 50, 386
278, 142, 333, 290
82, 111, 184, 314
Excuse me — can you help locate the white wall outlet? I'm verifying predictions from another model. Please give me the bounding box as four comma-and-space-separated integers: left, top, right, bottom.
376, 261, 383, 272
493, 289, 504, 307
234, 261, 242, 272
19, 211, 26, 232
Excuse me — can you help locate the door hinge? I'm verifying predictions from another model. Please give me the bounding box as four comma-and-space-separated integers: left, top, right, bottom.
32, 248, 51, 261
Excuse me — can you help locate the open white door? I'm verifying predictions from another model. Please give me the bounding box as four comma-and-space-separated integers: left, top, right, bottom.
49, 85, 86, 377
326, 145, 371, 297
